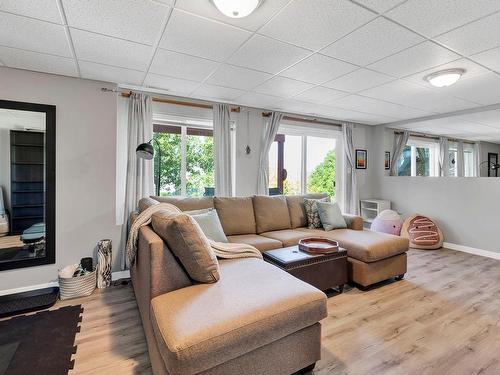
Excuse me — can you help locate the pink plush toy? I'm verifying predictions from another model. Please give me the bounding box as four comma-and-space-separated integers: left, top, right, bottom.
371, 209, 403, 236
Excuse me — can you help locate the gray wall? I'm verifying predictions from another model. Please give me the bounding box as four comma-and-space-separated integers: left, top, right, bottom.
0, 67, 122, 291
371, 125, 500, 253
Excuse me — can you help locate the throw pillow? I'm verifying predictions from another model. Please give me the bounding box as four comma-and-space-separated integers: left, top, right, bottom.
316, 201, 347, 231
184, 208, 213, 216
152, 211, 220, 283
304, 197, 329, 229
189, 209, 228, 243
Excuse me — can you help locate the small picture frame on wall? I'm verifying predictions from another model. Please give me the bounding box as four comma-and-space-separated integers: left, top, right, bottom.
356, 149, 367, 169
488, 152, 498, 177
385, 151, 391, 170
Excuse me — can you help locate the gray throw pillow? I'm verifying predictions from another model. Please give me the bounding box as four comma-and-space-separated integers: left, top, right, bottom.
304, 197, 329, 229
189, 209, 228, 243
316, 201, 347, 231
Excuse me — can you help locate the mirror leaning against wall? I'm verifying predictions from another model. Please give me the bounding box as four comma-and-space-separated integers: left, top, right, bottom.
387, 109, 500, 178
0, 100, 55, 271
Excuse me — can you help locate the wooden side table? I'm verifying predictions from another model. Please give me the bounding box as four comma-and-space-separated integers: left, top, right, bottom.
263, 246, 347, 292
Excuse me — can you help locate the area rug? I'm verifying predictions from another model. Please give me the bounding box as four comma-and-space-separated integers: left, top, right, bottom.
0, 305, 82, 375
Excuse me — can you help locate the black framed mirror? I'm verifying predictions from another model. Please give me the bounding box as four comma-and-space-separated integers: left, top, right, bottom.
0, 100, 55, 271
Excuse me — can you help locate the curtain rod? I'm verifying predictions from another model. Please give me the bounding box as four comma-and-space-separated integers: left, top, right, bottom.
262, 111, 342, 128
393, 129, 475, 145
102, 88, 241, 112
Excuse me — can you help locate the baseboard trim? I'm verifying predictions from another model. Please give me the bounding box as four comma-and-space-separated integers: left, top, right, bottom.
0, 270, 131, 296
443, 242, 500, 260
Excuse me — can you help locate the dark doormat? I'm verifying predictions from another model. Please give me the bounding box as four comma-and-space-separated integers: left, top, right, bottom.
0, 305, 83, 375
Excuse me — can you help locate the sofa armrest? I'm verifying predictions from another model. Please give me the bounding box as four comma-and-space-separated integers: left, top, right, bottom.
343, 214, 364, 231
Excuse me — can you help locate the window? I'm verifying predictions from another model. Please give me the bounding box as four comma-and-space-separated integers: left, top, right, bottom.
269, 124, 339, 198
397, 138, 438, 177
153, 118, 214, 196
449, 142, 475, 177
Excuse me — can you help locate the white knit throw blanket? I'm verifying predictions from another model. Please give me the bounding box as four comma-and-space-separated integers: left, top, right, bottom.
126, 203, 262, 268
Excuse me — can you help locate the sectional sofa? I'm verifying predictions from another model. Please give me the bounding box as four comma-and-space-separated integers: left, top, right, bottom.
130, 194, 408, 374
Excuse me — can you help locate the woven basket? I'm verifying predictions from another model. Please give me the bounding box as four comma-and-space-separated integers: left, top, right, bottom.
59, 269, 96, 300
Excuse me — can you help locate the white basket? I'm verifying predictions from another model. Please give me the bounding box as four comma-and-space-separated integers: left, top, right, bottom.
59, 269, 96, 300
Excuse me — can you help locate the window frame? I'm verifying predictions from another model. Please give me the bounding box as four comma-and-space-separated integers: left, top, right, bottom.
153, 119, 214, 196
398, 137, 439, 177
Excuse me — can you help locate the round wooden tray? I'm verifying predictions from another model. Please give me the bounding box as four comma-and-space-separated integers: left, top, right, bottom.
298, 237, 339, 254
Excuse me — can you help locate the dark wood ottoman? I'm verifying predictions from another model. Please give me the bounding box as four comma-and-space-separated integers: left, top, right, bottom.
263, 246, 347, 292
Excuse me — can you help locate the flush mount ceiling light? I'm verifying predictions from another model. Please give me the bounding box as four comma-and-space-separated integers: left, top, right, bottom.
424, 68, 465, 88
212, 0, 262, 18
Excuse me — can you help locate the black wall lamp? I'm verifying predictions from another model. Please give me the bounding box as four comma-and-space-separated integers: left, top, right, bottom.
136, 139, 162, 196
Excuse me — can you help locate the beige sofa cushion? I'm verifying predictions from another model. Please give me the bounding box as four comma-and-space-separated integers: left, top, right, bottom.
306, 228, 409, 262
152, 211, 220, 283
138, 197, 160, 213
253, 195, 291, 234
261, 229, 313, 248
286, 194, 328, 228
227, 234, 282, 252
152, 196, 214, 211
150, 258, 327, 375
214, 197, 256, 235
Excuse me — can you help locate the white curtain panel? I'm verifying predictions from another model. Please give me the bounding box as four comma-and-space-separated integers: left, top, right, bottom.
473, 142, 481, 177
122, 92, 153, 269
342, 122, 359, 215
257, 112, 283, 195
390, 131, 409, 176
213, 104, 233, 196
457, 141, 465, 177
438, 137, 449, 177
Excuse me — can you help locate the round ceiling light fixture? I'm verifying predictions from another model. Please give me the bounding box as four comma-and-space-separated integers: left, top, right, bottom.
424, 68, 465, 88
212, 0, 262, 18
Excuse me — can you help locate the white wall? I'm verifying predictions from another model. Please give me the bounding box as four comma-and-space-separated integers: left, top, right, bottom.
0, 67, 121, 291
371, 125, 500, 253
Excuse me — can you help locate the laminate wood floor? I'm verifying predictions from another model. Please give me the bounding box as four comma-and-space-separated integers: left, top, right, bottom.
13, 248, 500, 374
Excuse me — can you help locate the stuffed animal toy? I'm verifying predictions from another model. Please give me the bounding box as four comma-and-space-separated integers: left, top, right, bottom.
401, 214, 443, 249
370, 209, 403, 236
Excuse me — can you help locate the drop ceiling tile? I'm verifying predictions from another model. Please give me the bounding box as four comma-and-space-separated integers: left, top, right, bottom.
386, 0, 500, 37
150, 49, 219, 82
368, 41, 460, 77
253, 76, 314, 98
236, 92, 282, 108
160, 9, 251, 62
79, 61, 144, 85
471, 46, 500, 73
0, 0, 63, 23
321, 18, 424, 66
441, 72, 500, 105
207, 64, 272, 90
279, 54, 357, 84
273, 99, 324, 115
0, 46, 78, 77
62, 0, 170, 45
353, 0, 406, 13
325, 94, 430, 119
71, 29, 152, 71
144, 73, 200, 95
259, 0, 376, 50
456, 110, 500, 127
0, 12, 71, 57
361, 79, 430, 102
361, 79, 479, 113
228, 34, 310, 74
175, 0, 290, 31
435, 12, 500, 55
153, 0, 174, 5
192, 84, 245, 102
403, 58, 490, 87
293, 86, 349, 104
324, 68, 395, 92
